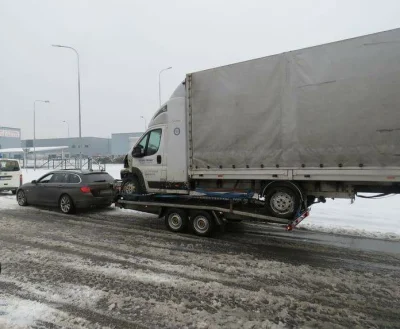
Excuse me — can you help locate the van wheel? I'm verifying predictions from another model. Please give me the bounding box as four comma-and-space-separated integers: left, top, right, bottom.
263, 185, 300, 219
12, 190, 17, 195
59, 194, 75, 214
165, 208, 188, 232
121, 176, 142, 194
191, 211, 214, 237
17, 190, 28, 206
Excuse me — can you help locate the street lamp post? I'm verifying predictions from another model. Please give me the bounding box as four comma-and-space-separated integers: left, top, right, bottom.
140, 116, 147, 131
159, 66, 172, 107
33, 100, 50, 170
52, 44, 82, 168
62, 120, 70, 138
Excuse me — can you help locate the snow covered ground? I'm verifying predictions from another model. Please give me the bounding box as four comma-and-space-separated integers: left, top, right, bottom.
1, 164, 399, 241
1, 164, 400, 328
0, 204, 399, 328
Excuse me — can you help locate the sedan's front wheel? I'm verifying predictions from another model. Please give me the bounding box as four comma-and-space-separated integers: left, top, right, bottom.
17, 190, 28, 206
59, 194, 75, 214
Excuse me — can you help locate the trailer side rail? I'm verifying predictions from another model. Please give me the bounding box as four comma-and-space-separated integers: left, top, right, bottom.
116, 199, 290, 224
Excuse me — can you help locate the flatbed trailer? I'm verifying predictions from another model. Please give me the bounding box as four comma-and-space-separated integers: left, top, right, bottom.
114, 182, 310, 236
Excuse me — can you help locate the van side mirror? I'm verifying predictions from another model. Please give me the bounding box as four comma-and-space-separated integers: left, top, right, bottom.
31, 180, 37, 184
132, 146, 144, 158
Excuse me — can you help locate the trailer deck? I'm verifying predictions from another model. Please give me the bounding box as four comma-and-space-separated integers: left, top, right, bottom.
114, 186, 310, 235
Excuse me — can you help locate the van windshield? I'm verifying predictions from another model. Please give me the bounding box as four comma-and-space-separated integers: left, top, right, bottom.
0, 160, 20, 172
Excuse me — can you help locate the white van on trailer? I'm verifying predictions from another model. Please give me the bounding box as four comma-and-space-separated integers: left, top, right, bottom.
0, 159, 22, 194
117, 28, 400, 235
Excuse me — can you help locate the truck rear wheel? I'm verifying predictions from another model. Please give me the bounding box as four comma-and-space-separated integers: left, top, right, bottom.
263, 184, 301, 219
165, 208, 188, 233
191, 211, 214, 237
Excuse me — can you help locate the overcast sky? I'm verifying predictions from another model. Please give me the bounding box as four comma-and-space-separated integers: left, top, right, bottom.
1, 0, 399, 139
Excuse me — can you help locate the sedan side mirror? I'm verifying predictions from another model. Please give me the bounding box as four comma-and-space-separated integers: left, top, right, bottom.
132, 146, 144, 158
31, 180, 37, 184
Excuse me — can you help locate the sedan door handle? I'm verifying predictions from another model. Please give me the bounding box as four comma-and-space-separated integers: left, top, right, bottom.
57, 185, 64, 188
157, 155, 162, 164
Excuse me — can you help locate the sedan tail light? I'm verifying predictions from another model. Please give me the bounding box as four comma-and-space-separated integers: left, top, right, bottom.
20, 174, 23, 186
80, 186, 91, 193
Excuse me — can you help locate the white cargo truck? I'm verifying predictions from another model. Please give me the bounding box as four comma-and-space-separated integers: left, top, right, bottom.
116, 28, 400, 236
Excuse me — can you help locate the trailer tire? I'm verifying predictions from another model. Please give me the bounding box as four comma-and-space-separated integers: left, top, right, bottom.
121, 176, 142, 195
191, 211, 214, 237
263, 184, 301, 219
165, 208, 188, 233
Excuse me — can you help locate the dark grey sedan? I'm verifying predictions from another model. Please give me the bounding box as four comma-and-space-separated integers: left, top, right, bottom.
16, 170, 115, 214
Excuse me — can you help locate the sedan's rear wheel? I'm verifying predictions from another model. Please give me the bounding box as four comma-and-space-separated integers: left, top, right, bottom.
59, 194, 75, 214
17, 190, 28, 206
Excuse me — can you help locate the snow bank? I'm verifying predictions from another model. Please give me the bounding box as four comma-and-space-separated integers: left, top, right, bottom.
299, 195, 400, 241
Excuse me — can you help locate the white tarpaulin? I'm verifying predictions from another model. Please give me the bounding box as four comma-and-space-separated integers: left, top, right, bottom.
189, 28, 400, 169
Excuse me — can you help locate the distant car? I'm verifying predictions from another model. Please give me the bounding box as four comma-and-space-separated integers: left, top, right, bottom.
0, 159, 22, 194
16, 169, 115, 214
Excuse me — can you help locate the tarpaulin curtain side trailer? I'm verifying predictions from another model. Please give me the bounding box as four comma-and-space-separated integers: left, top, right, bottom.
188, 28, 400, 170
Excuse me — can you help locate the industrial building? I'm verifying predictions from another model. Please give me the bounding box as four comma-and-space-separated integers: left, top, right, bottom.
22, 137, 111, 157
1, 125, 143, 158
111, 132, 143, 156
19, 131, 143, 157
0, 126, 21, 149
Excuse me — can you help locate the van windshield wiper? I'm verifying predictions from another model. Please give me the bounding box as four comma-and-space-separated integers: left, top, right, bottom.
93, 180, 106, 182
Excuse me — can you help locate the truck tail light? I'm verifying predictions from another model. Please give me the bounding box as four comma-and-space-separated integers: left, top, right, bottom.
80, 186, 91, 193
20, 174, 23, 186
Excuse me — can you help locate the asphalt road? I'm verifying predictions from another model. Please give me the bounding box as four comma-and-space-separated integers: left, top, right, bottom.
0, 205, 399, 329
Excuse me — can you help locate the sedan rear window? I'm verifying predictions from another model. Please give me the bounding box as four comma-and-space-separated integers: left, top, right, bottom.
0, 160, 20, 172
84, 173, 114, 183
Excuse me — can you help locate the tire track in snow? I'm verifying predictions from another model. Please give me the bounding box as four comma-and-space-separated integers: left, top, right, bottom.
1, 232, 398, 326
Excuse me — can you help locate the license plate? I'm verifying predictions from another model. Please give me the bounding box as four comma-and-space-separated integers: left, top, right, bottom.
100, 190, 112, 195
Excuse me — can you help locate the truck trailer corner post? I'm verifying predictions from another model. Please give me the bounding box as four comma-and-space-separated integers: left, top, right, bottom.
118, 28, 400, 236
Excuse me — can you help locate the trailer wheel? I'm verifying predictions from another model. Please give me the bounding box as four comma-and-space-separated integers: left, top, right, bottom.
165, 208, 188, 233
263, 184, 301, 219
191, 211, 214, 237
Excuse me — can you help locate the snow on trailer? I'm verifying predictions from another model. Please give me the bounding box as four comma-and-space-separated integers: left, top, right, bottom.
114, 181, 310, 236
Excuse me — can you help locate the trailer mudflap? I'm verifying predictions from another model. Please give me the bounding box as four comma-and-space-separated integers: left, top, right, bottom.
286, 208, 311, 231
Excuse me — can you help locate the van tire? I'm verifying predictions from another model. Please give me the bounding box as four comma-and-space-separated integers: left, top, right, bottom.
12, 190, 17, 195
121, 176, 142, 195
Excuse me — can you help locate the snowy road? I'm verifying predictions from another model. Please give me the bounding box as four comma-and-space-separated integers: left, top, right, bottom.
0, 203, 400, 328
